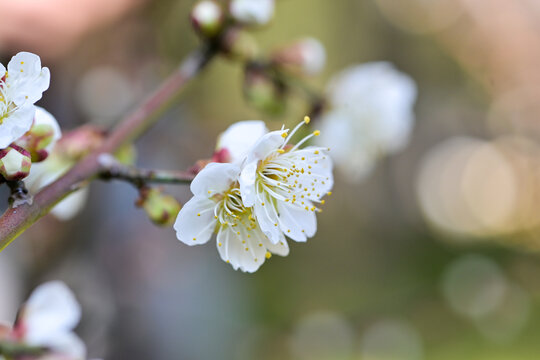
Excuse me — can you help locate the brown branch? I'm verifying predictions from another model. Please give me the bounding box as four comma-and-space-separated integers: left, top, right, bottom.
97, 154, 195, 187
0, 45, 217, 251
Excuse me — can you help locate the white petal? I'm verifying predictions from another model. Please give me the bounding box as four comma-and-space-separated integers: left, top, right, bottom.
245, 130, 286, 163
174, 196, 216, 245
278, 201, 317, 241
299, 38, 326, 75
190, 162, 240, 197
216, 120, 268, 164
51, 188, 89, 221
22, 281, 81, 347
264, 236, 289, 256
44, 332, 86, 360
252, 194, 283, 244
0, 104, 36, 149
7, 52, 50, 105
239, 160, 258, 207
216, 226, 266, 273
34, 107, 62, 153
230, 0, 274, 25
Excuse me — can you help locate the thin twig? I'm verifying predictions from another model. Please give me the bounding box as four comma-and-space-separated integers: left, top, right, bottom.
98, 154, 194, 188
0, 44, 218, 251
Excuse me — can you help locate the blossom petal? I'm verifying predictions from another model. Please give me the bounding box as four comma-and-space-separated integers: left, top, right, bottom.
51, 188, 89, 221
22, 281, 81, 347
216, 226, 266, 273
174, 196, 216, 245
278, 201, 317, 241
34, 107, 62, 153
216, 120, 268, 164
0, 104, 36, 149
190, 162, 240, 197
252, 194, 283, 244
264, 236, 289, 256
44, 331, 86, 360
239, 160, 258, 207
245, 130, 286, 163
7, 52, 50, 105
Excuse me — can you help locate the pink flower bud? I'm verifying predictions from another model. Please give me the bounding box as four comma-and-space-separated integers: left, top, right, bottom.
0, 145, 32, 181
272, 38, 326, 76
190, 0, 224, 38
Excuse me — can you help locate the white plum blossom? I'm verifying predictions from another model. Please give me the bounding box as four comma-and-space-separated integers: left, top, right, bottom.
239, 117, 333, 244
174, 162, 288, 272
0, 52, 50, 149
215, 120, 268, 164
14, 281, 86, 359
230, 0, 275, 25
316, 62, 417, 181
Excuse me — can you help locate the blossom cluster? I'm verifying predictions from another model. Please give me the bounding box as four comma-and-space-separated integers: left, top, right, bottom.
0, 281, 86, 360
174, 118, 333, 273
0, 52, 60, 183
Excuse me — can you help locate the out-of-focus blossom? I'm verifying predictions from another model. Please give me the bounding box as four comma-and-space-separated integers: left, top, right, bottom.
360, 319, 424, 360
441, 255, 531, 343
317, 62, 417, 182
191, 0, 224, 37
14, 106, 62, 162
216, 120, 268, 164
0, 281, 86, 360
273, 38, 326, 76
174, 162, 288, 272
229, 0, 275, 26
0, 145, 32, 181
25, 148, 88, 221
0, 52, 50, 149
289, 311, 354, 360
239, 117, 333, 244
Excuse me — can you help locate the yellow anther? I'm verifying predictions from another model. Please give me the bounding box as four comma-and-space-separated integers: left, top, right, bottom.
313, 130, 320, 136
197, 213, 201, 217
193, 237, 197, 241
281, 132, 288, 138
261, 202, 265, 206
314, 150, 319, 155
305, 206, 309, 210
304, 116, 311, 124
301, 157, 305, 160
265, 252, 272, 259
277, 149, 285, 154
259, 243, 263, 247
310, 206, 316, 211
285, 199, 290, 202
218, 242, 222, 247
327, 191, 332, 196
245, 248, 249, 251
237, 231, 240, 235
208, 190, 212, 194
287, 229, 291, 233
274, 223, 278, 227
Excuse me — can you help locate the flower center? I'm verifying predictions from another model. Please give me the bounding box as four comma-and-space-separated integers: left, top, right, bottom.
214, 187, 256, 229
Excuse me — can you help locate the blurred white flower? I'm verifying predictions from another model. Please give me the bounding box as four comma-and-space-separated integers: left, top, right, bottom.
15, 281, 85, 359
0, 52, 50, 149
230, 0, 275, 25
216, 120, 268, 164
239, 117, 333, 244
25, 149, 88, 221
317, 62, 417, 182
174, 162, 288, 273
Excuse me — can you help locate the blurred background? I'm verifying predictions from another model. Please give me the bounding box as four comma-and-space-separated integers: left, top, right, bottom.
2, 0, 540, 359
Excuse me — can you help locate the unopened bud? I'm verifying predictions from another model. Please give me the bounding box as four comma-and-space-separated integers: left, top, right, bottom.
244, 66, 287, 116
272, 38, 326, 76
230, 0, 275, 26
138, 188, 181, 226
0, 145, 32, 181
191, 0, 224, 38
56, 126, 105, 161
221, 28, 259, 61
14, 107, 62, 163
